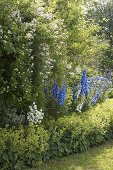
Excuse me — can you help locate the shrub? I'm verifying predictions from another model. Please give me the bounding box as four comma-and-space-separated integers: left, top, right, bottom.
46, 99, 113, 158
1, 99, 113, 169
0, 0, 68, 122
0, 126, 49, 170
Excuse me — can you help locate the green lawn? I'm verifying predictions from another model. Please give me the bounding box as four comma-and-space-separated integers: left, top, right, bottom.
27, 140, 113, 170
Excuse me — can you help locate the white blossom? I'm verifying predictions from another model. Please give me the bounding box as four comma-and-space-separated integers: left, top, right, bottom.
31, 56, 34, 60
75, 67, 81, 74
31, 63, 34, 67
36, 6, 54, 20
69, 72, 75, 76
76, 103, 83, 112
67, 65, 72, 69
8, 30, 12, 34
27, 102, 44, 124
14, 68, 18, 71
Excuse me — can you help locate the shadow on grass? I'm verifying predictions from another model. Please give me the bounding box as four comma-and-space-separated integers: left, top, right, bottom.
27, 140, 113, 170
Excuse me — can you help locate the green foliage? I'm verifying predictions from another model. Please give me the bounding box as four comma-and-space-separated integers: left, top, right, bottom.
108, 89, 113, 98
1, 99, 113, 169
0, 0, 68, 119
0, 0, 109, 122
46, 99, 113, 159
0, 126, 49, 170
87, 0, 113, 71
29, 140, 113, 170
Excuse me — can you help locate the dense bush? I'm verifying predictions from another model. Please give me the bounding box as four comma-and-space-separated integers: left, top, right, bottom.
0, 126, 49, 170
0, 0, 68, 120
46, 99, 113, 158
1, 99, 113, 169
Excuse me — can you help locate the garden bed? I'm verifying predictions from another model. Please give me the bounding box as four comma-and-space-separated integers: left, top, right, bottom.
1, 99, 113, 169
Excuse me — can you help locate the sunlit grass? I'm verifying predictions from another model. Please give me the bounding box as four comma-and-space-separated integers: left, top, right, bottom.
27, 140, 113, 170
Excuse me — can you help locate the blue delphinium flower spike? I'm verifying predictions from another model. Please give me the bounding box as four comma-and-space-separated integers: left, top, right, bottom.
52, 82, 59, 98
80, 69, 88, 96
58, 84, 67, 106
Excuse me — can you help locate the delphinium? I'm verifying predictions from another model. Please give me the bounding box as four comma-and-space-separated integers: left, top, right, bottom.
52, 82, 59, 98
73, 69, 112, 112
80, 69, 88, 96
73, 69, 88, 112
44, 82, 67, 106
88, 76, 112, 104
58, 84, 67, 106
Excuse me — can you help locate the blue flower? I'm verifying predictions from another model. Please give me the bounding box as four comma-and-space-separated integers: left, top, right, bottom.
91, 92, 100, 104
52, 82, 59, 98
80, 69, 88, 96
81, 70, 87, 84
58, 84, 67, 106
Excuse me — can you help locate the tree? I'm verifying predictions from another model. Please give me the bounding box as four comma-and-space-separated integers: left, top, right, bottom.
86, 0, 113, 71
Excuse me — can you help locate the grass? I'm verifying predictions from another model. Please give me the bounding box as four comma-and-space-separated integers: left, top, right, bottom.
27, 140, 113, 170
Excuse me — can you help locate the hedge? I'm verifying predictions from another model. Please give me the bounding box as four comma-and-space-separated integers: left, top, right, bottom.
47, 99, 113, 159
0, 126, 49, 169
1, 99, 113, 169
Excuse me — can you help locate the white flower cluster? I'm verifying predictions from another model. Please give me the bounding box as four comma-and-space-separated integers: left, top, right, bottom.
75, 67, 81, 74
27, 102, 44, 124
36, 6, 54, 20
50, 19, 65, 32
39, 43, 50, 56
45, 58, 55, 67
44, 57, 55, 79
49, 19, 68, 57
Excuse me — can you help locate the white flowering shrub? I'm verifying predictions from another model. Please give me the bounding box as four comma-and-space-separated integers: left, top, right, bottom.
27, 102, 44, 124
0, 0, 68, 119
